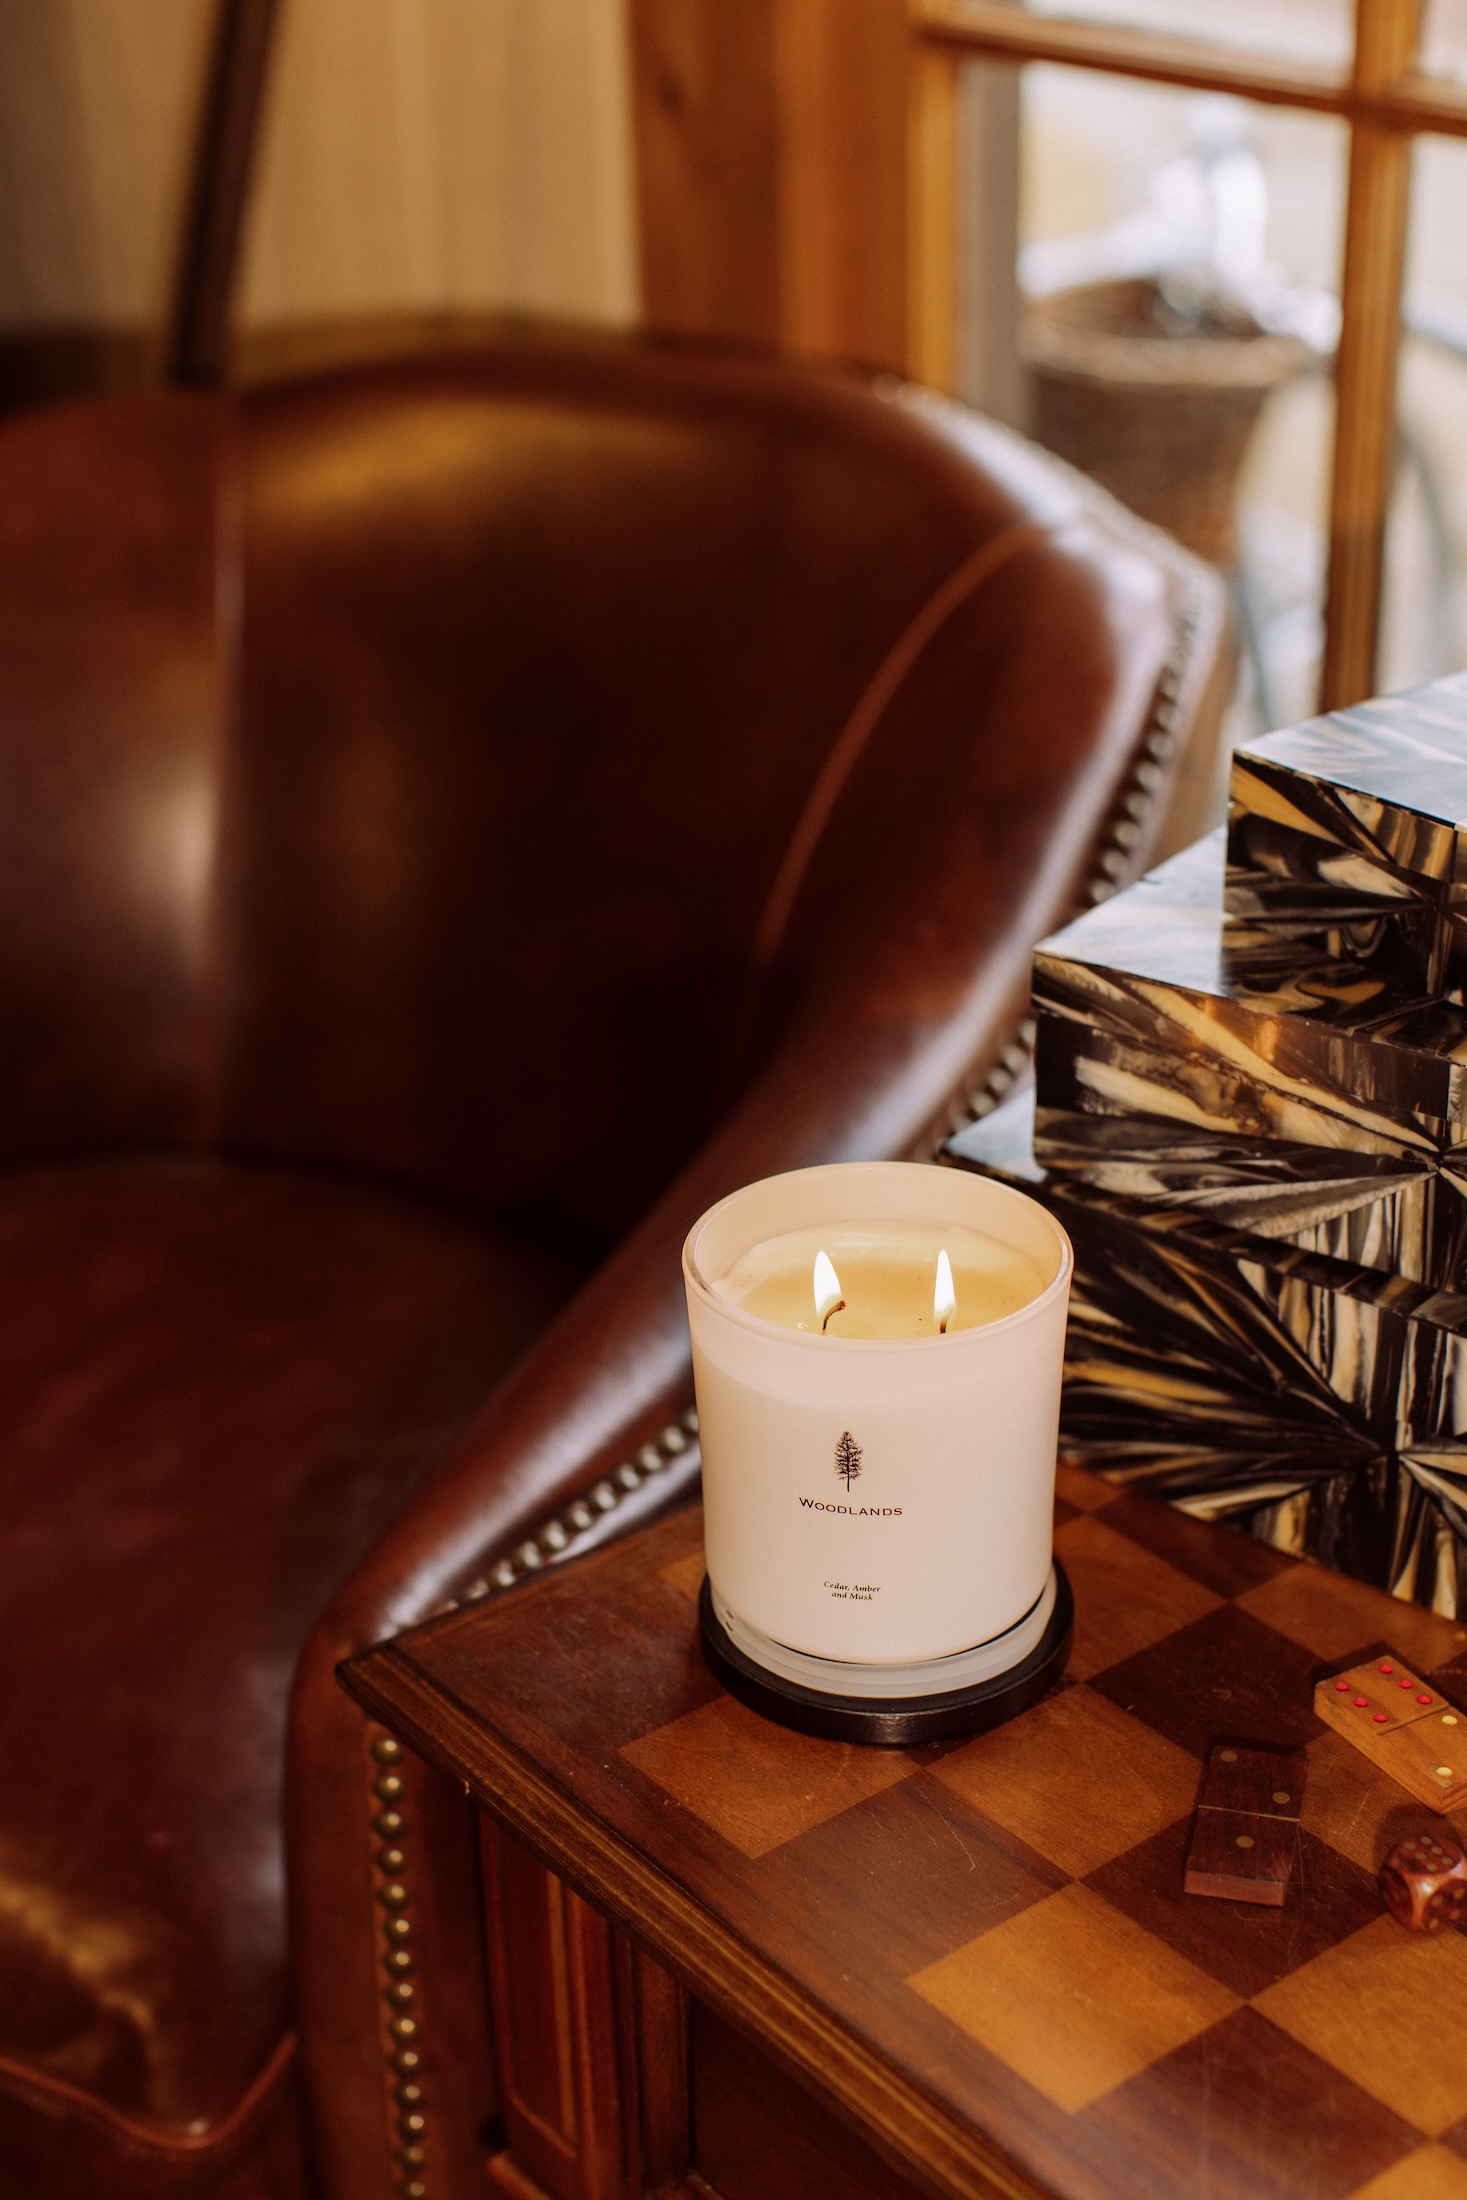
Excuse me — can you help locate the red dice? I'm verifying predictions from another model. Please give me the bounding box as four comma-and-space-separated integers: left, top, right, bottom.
1379, 1832, 1467, 1933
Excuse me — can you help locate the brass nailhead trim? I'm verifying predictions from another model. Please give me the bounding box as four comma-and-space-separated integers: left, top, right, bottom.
362, 1407, 703, 2190
951, 1017, 1037, 1132
402, 1406, 703, 1629
367, 1729, 433, 2200
1084, 593, 1201, 912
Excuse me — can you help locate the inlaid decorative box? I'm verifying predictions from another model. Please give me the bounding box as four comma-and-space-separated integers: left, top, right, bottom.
1226, 670, 1467, 1005
950, 673, 1467, 1618
1033, 832, 1467, 1291
950, 1121, 1467, 1616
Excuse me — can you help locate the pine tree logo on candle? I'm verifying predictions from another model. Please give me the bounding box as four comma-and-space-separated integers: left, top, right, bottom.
834, 1431, 863, 1490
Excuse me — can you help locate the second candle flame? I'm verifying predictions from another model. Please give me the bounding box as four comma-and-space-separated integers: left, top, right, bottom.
813, 1249, 845, 1332
935, 1248, 955, 1335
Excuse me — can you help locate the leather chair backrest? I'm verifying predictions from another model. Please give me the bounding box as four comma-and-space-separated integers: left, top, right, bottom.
0, 343, 1144, 1246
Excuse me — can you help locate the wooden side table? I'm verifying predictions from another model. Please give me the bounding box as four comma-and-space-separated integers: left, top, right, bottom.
344, 1466, 1467, 2200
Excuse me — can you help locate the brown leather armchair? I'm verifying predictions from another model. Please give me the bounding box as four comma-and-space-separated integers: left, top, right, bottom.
0, 335, 1221, 2200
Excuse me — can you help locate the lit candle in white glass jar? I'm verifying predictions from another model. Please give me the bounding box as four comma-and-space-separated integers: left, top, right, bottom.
682, 1162, 1072, 1737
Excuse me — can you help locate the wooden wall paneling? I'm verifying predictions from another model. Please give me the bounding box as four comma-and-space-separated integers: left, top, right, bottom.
0, 1, 214, 410
235, 0, 638, 346
627, 0, 784, 345
628, 0, 912, 373
481, 1819, 632, 2200
1319, 0, 1423, 710
776, 0, 909, 372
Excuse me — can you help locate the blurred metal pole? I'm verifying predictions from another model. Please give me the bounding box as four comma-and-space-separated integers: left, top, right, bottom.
165, 0, 281, 386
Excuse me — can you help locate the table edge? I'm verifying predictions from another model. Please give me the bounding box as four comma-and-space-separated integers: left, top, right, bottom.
341, 1636, 1058, 2200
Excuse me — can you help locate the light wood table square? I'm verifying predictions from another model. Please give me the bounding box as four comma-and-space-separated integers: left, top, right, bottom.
1237, 1561, 1467, 1671
909, 1882, 1239, 2113
622, 1691, 913, 1859
1254, 1912, 1467, 2135
1346, 2145, 1467, 2200
930, 1680, 1199, 1877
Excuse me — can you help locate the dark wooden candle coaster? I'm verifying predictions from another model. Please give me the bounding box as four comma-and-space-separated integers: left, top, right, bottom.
696, 1561, 1074, 1747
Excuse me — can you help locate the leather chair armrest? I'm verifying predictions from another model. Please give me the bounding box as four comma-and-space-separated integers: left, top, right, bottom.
290, 456, 1224, 2200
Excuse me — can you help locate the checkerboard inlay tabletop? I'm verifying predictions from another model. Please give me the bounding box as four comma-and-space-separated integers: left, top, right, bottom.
348, 1466, 1467, 2200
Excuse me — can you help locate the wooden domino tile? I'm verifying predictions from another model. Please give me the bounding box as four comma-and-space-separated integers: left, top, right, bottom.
1184, 1741, 1307, 1906
1314, 1654, 1467, 1811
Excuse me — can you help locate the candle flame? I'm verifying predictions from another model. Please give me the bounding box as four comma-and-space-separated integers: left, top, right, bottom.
935, 1247, 955, 1334
813, 1249, 844, 1331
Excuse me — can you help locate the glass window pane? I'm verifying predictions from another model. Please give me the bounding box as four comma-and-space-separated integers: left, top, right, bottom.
1420, 0, 1467, 84
1014, 64, 1348, 739
1019, 0, 1353, 71
1382, 135, 1467, 693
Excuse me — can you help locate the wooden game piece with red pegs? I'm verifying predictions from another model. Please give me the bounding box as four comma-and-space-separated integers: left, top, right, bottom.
1379, 1831, 1467, 1932
1183, 1740, 1308, 1906
1313, 1654, 1467, 1811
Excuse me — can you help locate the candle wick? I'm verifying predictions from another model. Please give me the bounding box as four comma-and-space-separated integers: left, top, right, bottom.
821, 1299, 846, 1333
939, 1310, 949, 1335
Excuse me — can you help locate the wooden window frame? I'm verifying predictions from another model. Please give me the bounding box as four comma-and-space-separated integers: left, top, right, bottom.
910, 0, 1444, 709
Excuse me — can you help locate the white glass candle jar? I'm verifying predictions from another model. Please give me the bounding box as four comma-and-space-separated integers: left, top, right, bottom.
683, 1161, 1072, 1669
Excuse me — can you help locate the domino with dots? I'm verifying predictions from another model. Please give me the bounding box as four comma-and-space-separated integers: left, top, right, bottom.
1184, 1740, 1308, 1906
1313, 1654, 1467, 1812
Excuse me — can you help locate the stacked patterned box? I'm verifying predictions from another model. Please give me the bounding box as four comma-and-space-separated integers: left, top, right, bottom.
951, 670, 1467, 1616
